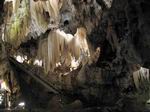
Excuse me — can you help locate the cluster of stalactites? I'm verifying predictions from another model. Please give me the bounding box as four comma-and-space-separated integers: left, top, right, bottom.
4, 0, 63, 47
30, 0, 63, 36
4, 0, 30, 47
38, 27, 90, 72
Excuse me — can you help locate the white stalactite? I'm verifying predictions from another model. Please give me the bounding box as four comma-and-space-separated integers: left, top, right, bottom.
38, 28, 90, 72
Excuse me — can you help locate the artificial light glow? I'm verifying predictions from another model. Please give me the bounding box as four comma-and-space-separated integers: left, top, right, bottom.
33, 59, 42, 66
0, 96, 2, 104
18, 102, 25, 107
15, 55, 25, 63
70, 57, 79, 71
56, 62, 61, 67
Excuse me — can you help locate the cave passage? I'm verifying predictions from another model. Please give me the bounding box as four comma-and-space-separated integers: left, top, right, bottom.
0, 0, 150, 112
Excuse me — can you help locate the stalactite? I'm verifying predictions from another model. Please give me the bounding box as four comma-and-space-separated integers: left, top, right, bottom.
5, 0, 30, 47
4, 0, 63, 47
30, 0, 63, 36
5, 0, 20, 14
38, 28, 90, 72
30, 0, 48, 35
